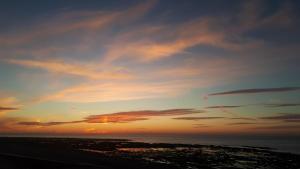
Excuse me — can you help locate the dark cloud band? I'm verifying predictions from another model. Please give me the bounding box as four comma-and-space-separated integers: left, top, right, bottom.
173, 117, 224, 120
205, 105, 242, 109
0, 106, 18, 111
18, 108, 204, 126
209, 87, 300, 96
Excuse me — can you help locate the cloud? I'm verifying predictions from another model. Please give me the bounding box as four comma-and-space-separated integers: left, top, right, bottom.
33, 56, 258, 103
228, 122, 255, 125
0, 96, 20, 106
253, 125, 300, 130
263, 103, 300, 107
0, 0, 156, 46
0, 117, 23, 130
172, 117, 224, 121
101, 0, 294, 64
205, 105, 242, 109
85, 109, 204, 123
156, 57, 257, 81
0, 107, 18, 111
193, 124, 210, 128
18, 109, 204, 126
2, 0, 292, 106
208, 87, 300, 96
101, 16, 262, 64
0, 96, 21, 114
229, 117, 256, 121
33, 80, 202, 103
237, 0, 294, 31
18, 120, 84, 126
260, 114, 300, 122
7, 59, 132, 80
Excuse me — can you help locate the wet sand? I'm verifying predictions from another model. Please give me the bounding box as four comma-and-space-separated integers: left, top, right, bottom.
0, 137, 299, 169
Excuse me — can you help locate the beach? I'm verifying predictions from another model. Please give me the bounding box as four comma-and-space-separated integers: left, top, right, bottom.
0, 137, 299, 169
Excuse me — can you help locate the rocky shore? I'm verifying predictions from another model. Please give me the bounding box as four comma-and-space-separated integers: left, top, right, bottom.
0, 137, 299, 169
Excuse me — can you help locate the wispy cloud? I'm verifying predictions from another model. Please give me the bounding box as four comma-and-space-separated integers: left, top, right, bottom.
18, 109, 204, 126
7, 59, 132, 80
86, 109, 203, 123
0, 117, 23, 130
260, 113, 300, 123
205, 105, 242, 109
193, 124, 210, 128
2, 0, 293, 105
253, 125, 300, 130
101, 0, 295, 64
209, 87, 300, 96
101, 17, 262, 64
263, 103, 300, 107
228, 122, 256, 125
18, 120, 84, 127
0, 107, 18, 111
229, 117, 256, 121
237, 0, 293, 32
173, 117, 224, 121
0, 0, 156, 46
33, 80, 201, 103
0, 96, 21, 114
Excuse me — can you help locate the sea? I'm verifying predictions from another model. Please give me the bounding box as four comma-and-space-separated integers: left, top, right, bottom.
94, 134, 300, 154
2, 134, 300, 154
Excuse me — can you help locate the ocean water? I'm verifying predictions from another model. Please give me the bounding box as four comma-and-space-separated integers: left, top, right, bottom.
2, 134, 300, 154
90, 134, 300, 154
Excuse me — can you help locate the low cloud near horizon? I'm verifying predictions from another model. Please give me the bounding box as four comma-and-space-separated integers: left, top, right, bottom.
17, 109, 205, 126
263, 103, 300, 107
173, 117, 224, 121
208, 87, 300, 96
0, 106, 18, 112
260, 113, 300, 123
205, 105, 243, 109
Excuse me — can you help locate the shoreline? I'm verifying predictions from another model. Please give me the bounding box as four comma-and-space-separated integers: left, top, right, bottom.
1, 135, 299, 154
0, 137, 299, 169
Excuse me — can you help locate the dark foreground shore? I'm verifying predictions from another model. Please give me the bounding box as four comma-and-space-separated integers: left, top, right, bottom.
0, 137, 299, 169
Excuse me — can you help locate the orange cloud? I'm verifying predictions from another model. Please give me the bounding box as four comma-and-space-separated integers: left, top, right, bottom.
0, 96, 21, 115
7, 59, 132, 80
30, 56, 259, 103
100, 0, 294, 64
18, 109, 204, 126
18, 120, 84, 127
173, 117, 224, 120
0, 117, 22, 130
85, 109, 204, 123
33, 80, 201, 103
101, 16, 263, 64
0, 106, 18, 111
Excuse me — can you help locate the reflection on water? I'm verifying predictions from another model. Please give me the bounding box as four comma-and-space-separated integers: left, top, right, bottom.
90, 134, 300, 154
80, 149, 110, 154
76, 143, 299, 169
118, 147, 171, 152
0, 137, 298, 169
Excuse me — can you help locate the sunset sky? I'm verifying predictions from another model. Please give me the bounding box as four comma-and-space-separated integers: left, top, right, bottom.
0, 0, 300, 136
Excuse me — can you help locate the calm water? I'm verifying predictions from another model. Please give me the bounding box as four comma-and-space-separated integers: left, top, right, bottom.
90, 134, 300, 154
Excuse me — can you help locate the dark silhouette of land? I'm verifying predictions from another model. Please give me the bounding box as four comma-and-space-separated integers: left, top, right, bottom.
0, 137, 299, 169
